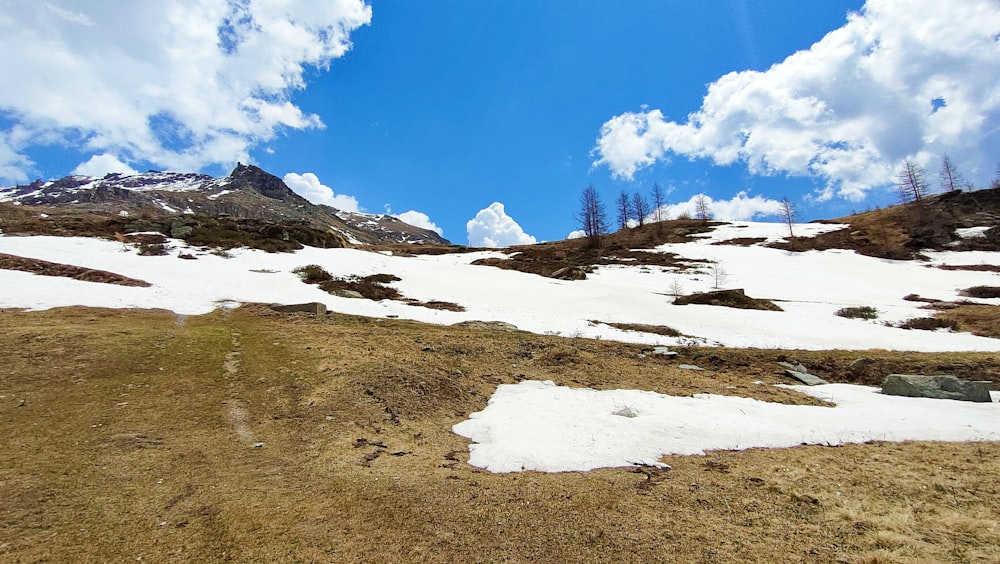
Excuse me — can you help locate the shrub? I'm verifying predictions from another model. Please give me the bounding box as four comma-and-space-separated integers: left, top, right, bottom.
293, 264, 333, 284
898, 317, 959, 331
959, 286, 1000, 299
835, 306, 879, 320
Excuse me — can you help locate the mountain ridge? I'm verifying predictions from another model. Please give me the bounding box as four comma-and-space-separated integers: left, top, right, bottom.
0, 164, 449, 246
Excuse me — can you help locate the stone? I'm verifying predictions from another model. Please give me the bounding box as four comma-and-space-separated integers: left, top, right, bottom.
333, 290, 365, 299
549, 266, 588, 281
882, 374, 992, 402
778, 361, 829, 385
678, 364, 705, 371
651, 347, 679, 357
270, 302, 327, 315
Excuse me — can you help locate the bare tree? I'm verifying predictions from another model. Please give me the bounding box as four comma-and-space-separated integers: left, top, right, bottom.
615, 190, 632, 230
709, 260, 729, 289
896, 160, 930, 204
632, 192, 649, 227
779, 196, 796, 238
669, 277, 685, 298
650, 183, 666, 223
939, 154, 968, 192
576, 184, 608, 247
992, 163, 1000, 190
694, 194, 712, 223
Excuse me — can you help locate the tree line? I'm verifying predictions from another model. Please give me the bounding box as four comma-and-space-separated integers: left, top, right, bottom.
576, 154, 999, 247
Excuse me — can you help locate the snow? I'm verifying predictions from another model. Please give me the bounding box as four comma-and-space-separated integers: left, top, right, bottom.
207, 189, 233, 200
690, 220, 848, 244
1, 222, 998, 473
955, 226, 991, 239
452, 380, 1000, 473
0, 221, 998, 352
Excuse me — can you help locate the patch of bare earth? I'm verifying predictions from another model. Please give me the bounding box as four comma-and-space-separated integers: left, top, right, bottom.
0, 252, 152, 286
1, 306, 999, 562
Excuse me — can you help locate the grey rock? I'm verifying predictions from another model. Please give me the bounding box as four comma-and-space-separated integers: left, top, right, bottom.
271, 302, 327, 315
549, 266, 588, 281
333, 290, 365, 299
778, 361, 829, 385
678, 364, 705, 371
782, 370, 829, 386
651, 347, 679, 357
882, 374, 992, 402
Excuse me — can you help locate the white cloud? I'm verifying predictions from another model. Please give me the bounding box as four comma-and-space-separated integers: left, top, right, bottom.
71, 153, 138, 177
594, 0, 1000, 200
566, 230, 586, 240
283, 172, 360, 212
466, 202, 537, 248
654, 192, 783, 222
394, 210, 444, 236
0, 1, 372, 183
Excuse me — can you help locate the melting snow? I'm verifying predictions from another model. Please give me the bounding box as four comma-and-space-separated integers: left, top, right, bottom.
452, 380, 1000, 473
0, 223, 997, 352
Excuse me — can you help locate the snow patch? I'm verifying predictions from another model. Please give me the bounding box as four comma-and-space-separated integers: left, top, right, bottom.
453, 380, 1000, 473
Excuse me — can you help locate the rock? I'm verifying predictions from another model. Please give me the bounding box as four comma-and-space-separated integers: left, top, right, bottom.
333, 290, 365, 299
549, 266, 588, 281
882, 374, 992, 402
651, 347, 678, 357
270, 302, 327, 315
678, 364, 705, 371
778, 361, 829, 385
782, 370, 829, 386
452, 320, 518, 332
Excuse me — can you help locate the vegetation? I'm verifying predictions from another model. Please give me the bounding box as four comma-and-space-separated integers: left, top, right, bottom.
960, 286, 1000, 299
898, 317, 959, 331
835, 306, 879, 320
2, 306, 999, 562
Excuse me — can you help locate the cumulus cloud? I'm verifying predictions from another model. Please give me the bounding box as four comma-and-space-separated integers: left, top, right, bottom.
394, 210, 444, 236
654, 192, 783, 222
566, 230, 587, 240
594, 0, 1000, 200
466, 202, 538, 248
283, 172, 360, 212
0, 1, 372, 183
72, 153, 138, 177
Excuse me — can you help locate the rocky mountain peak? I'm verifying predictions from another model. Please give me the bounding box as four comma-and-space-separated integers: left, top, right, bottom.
228, 163, 303, 202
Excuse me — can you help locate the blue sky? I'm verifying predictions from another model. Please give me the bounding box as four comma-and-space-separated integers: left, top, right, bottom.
2, 1, 999, 245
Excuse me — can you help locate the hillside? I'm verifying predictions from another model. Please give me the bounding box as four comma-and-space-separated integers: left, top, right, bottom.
2, 185, 1000, 563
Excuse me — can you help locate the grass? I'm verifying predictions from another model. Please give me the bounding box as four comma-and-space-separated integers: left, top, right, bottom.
2, 306, 999, 562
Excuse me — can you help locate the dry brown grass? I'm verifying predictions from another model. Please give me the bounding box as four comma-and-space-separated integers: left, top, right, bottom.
2, 306, 999, 562
0, 252, 152, 286
935, 304, 1000, 339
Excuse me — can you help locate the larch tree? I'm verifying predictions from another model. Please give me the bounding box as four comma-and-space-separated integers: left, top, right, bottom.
650, 183, 666, 223
694, 194, 712, 223
615, 190, 632, 230
939, 155, 968, 192
896, 160, 930, 204
632, 192, 649, 227
779, 196, 797, 238
576, 184, 608, 247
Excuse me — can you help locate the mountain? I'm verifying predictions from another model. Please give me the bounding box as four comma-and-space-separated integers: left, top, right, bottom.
0, 164, 449, 246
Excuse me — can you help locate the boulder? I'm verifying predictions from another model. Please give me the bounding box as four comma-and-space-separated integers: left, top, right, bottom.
271, 302, 327, 315
673, 289, 783, 311
881, 374, 992, 402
